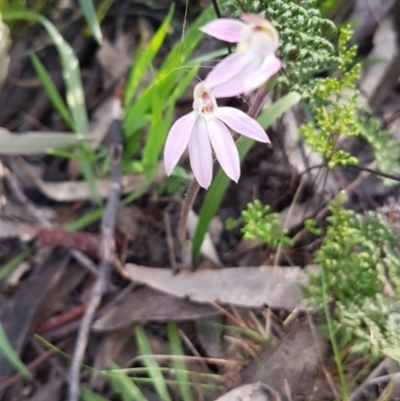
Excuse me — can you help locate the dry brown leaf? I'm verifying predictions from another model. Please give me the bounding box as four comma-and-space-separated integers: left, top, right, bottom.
241, 321, 328, 398
92, 287, 217, 331
125, 264, 316, 310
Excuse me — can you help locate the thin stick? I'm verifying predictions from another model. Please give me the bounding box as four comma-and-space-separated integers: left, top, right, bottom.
67, 84, 124, 401
164, 211, 179, 273
178, 179, 200, 247
273, 175, 306, 265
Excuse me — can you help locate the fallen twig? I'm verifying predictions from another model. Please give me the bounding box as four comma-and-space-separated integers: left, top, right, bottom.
67, 82, 124, 401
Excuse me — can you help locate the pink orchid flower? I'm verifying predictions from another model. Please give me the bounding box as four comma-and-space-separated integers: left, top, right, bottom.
200, 14, 282, 97
164, 82, 269, 189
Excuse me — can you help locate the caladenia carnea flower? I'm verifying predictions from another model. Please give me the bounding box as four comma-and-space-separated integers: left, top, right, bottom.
200, 14, 282, 97
163, 82, 270, 189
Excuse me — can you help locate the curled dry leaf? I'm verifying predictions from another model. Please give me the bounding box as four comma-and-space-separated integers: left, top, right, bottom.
125, 264, 317, 310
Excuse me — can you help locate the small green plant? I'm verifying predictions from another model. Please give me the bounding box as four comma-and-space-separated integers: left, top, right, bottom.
305, 193, 400, 356
225, 217, 238, 231
358, 113, 400, 185
300, 25, 360, 168
241, 200, 293, 247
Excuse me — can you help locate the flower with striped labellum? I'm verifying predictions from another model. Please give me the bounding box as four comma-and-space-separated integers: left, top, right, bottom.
200, 14, 282, 97
163, 82, 269, 189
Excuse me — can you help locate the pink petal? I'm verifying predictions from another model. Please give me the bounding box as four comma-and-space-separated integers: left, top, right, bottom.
204, 52, 250, 91
200, 19, 245, 43
244, 56, 282, 93
215, 107, 270, 143
210, 52, 263, 98
207, 119, 240, 183
240, 13, 268, 25
164, 111, 197, 175
188, 117, 213, 189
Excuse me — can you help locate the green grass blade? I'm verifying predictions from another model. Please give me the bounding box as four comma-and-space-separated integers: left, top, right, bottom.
142, 69, 163, 180
192, 92, 302, 263
80, 387, 109, 401
29, 52, 75, 130
3, 11, 88, 135
167, 322, 193, 401
78, 0, 103, 45
0, 322, 30, 376
108, 363, 148, 401
134, 323, 172, 401
3, 11, 100, 204
123, 5, 214, 139
124, 4, 174, 109
64, 208, 104, 232
257, 92, 302, 129
0, 248, 30, 281
141, 65, 199, 181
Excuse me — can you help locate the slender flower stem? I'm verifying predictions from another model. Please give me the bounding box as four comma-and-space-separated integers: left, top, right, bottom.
248, 87, 268, 118
178, 179, 200, 247
177, 87, 269, 251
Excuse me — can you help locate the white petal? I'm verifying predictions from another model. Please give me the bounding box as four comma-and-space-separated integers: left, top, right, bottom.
163, 111, 197, 175
200, 19, 245, 42
215, 107, 270, 143
188, 117, 213, 189
207, 119, 240, 183
205, 52, 250, 92
210, 52, 263, 98
244, 56, 282, 93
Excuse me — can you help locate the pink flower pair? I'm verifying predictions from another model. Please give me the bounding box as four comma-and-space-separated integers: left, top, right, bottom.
164, 14, 282, 189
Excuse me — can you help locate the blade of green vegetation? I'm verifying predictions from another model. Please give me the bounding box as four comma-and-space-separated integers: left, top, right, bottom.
3, 11, 100, 204
165, 65, 199, 109
78, 0, 103, 45
167, 322, 193, 401
3, 11, 88, 134
134, 323, 172, 401
123, 5, 214, 140
142, 70, 163, 180
142, 65, 198, 180
0, 248, 30, 281
64, 208, 104, 232
192, 92, 302, 263
124, 4, 174, 109
0, 322, 30, 376
108, 363, 148, 401
31, 52, 75, 129
80, 387, 109, 401
0, 128, 82, 155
